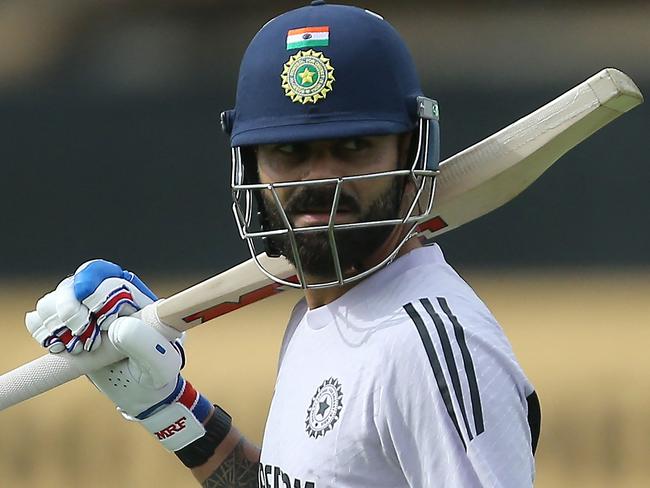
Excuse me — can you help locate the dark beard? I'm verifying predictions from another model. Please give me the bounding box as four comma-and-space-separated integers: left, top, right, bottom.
261, 180, 403, 281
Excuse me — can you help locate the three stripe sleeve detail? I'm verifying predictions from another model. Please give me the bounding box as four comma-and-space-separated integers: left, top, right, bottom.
403, 297, 484, 449
420, 298, 475, 442
403, 302, 467, 450
438, 297, 484, 436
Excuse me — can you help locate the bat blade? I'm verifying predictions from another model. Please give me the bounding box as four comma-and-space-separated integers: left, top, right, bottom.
0, 68, 642, 412
421, 68, 642, 236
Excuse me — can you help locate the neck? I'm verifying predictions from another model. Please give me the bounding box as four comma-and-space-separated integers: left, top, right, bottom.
302, 230, 422, 309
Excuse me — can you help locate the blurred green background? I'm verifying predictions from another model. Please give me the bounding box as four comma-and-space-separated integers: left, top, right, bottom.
0, 0, 648, 486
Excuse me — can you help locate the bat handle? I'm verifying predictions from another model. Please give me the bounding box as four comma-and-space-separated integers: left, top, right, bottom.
0, 340, 125, 411
0, 301, 180, 412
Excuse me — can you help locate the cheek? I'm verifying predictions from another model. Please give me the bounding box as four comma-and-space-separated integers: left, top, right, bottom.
258, 158, 305, 184
351, 150, 398, 176
346, 177, 394, 210
341, 150, 399, 202
377, 152, 401, 172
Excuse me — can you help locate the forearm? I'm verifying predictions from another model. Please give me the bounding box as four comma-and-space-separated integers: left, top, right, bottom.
191, 424, 260, 487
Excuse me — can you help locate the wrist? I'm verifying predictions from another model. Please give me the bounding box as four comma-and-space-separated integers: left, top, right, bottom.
135, 375, 212, 422
175, 404, 233, 468
134, 376, 214, 452
202, 404, 216, 425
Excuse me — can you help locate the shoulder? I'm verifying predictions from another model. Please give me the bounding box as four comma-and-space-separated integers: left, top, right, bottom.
369, 244, 535, 418
379, 298, 537, 485
379, 250, 533, 401
376, 272, 537, 473
366, 245, 519, 359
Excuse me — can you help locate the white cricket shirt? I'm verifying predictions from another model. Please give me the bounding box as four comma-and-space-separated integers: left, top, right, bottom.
259, 244, 537, 488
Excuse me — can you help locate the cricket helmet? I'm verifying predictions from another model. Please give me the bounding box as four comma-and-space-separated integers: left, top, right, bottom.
222, 1, 440, 289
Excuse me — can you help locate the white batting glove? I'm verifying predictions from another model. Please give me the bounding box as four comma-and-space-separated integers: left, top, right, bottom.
25, 261, 213, 451
25, 260, 158, 354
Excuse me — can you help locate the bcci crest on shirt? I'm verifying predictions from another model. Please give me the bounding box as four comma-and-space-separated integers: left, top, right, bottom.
282, 50, 335, 104
305, 378, 343, 439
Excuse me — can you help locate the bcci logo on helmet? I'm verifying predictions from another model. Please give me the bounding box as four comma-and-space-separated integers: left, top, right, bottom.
305, 377, 343, 439
282, 50, 335, 104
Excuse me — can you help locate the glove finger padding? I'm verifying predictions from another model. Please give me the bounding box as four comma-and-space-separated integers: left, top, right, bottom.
55, 277, 91, 335
70, 260, 157, 350
74, 260, 157, 330
25, 310, 66, 354
54, 277, 100, 352
32, 289, 85, 354
81, 278, 147, 331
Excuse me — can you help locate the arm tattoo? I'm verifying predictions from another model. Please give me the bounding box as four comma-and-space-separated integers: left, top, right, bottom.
201, 439, 259, 488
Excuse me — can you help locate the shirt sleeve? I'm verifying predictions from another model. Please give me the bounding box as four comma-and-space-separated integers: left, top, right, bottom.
377, 296, 536, 487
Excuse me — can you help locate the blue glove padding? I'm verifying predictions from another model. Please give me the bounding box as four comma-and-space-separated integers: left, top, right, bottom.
73, 260, 158, 304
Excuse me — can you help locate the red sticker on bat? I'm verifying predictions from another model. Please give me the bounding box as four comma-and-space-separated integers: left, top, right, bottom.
182, 275, 299, 323
417, 216, 448, 245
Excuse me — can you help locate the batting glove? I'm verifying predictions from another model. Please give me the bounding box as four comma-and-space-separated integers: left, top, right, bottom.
25, 259, 158, 354
25, 261, 213, 451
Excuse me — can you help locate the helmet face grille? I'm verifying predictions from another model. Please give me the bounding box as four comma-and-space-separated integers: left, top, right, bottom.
230, 118, 439, 289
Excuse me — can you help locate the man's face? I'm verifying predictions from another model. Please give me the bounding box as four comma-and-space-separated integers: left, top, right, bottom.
256, 134, 410, 280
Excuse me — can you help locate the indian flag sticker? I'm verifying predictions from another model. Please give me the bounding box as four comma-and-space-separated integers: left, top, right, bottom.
286, 26, 329, 50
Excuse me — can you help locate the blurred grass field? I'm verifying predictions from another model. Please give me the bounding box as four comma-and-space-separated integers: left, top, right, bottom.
1, 269, 649, 487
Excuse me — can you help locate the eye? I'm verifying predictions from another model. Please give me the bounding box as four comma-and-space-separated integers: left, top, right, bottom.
340, 138, 368, 151
277, 144, 296, 154
275, 143, 310, 156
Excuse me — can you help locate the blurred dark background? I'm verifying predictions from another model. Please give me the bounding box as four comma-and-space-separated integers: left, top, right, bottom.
1, 0, 647, 277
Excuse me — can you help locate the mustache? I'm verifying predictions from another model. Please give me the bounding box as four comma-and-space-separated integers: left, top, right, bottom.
284, 187, 361, 215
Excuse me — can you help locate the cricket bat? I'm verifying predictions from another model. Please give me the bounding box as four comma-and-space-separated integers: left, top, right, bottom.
0, 68, 642, 412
